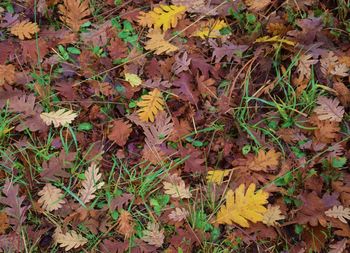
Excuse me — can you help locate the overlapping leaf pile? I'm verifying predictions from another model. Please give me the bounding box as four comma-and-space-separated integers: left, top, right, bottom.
0, 0, 350, 252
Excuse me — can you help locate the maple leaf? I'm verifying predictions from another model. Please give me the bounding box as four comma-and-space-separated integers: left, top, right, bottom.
40, 150, 76, 181
10, 21, 39, 40
108, 120, 132, 147
144, 29, 178, 55
137, 88, 165, 122
0, 179, 29, 232
78, 162, 105, 204
125, 73, 142, 87
116, 210, 135, 239
325, 205, 350, 223
297, 54, 318, 80
262, 205, 285, 227
163, 174, 192, 199
0, 64, 15, 86
329, 239, 348, 253
142, 222, 164, 247
40, 109, 78, 127
314, 96, 344, 122
0, 212, 9, 235
168, 207, 189, 222
244, 0, 272, 12
216, 183, 269, 227
38, 183, 66, 212
193, 19, 229, 39
58, 0, 91, 32
248, 149, 281, 172
138, 5, 187, 31
206, 170, 231, 185
54, 228, 88, 251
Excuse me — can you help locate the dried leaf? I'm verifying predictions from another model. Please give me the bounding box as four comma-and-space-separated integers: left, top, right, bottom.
333, 82, 350, 107
54, 228, 88, 251
216, 183, 269, 227
78, 163, 105, 204
0, 64, 15, 86
10, 21, 39, 40
0, 212, 9, 235
163, 174, 192, 199
297, 54, 318, 80
329, 239, 348, 253
245, 0, 272, 12
116, 210, 134, 239
38, 183, 65, 212
262, 205, 285, 226
210, 40, 249, 64
137, 88, 165, 122
108, 120, 132, 147
40, 150, 76, 181
206, 170, 230, 185
144, 29, 178, 55
249, 149, 281, 172
138, 5, 187, 31
172, 51, 191, 75
125, 73, 142, 87
40, 109, 78, 127
168, 207, 189, 222
314, 96, 344, 122
325, 205, 350, 223
255, 35, 295, 46
142, 222, 164, 247
58, 0, 91, 32
193, 19, 229, 39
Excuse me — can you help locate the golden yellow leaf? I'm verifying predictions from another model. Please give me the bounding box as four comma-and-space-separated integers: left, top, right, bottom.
216, 183, 269, 227
40, 109, 78, 128
78, 163, 104, 204
0, 64, 15, 86
144, 29, 178, 55
193, 19, 229, 39
137, 88, 164, 122
125, 73, 142, 87
10, 21, 40, 40
325, 205, 350, 223
249, 149, 281, 172
38, 183, 65, 212
138, 5, 187, 31
244, 0, 271, 12
206, 170, 230, 185
255, 36, 295, 46
58, 0, 91, 32
54, 228, 88, 251
262, 204, 285, 226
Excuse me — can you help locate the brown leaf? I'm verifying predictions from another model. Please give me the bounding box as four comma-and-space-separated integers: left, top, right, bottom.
244, 0, 271, 12
100, 239, 129, 253
302, 226, 327, 253
333, 82, 350, 107
248, 149, 281, 172
0, 212, 9, 234
40, 150, 76, 181
314, 96, 344, 122
109, 193, 134, 211
58, 0, 91, 32
329, 239, 348, 253
0, 64, 15, 86
180, 145, 206, 173
141, 222, 164, 247
108, 120, 133, 146
116, 210, 134, 239
10, 21, 39, 40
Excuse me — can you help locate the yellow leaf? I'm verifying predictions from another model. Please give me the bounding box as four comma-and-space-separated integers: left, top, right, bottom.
206, 170, 230, 185
10, 21, 40, 40
125, 73, 142, 87
138, 5, 187, 31
40, 109, 78, 128
144, 29, 178, 55
255, 36, 295, 46
262, 205, 285, 227
137, 89, 164, 122
58, 0, 91, 32
216, 183, 268, 227
193, 19, 229, 39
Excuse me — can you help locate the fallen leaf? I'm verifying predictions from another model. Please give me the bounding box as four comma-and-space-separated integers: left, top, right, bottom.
58, 0, 91, 32
10, 21, 39, 40
40, 109, 78, 128
38, 183, 66, 212
206, 170, 230, 185
262, 205, 285, 226
325, 205, 350, 223
142, 222, 164, 247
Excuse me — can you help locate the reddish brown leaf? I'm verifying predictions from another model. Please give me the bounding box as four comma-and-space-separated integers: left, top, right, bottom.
108, 120, 132, 146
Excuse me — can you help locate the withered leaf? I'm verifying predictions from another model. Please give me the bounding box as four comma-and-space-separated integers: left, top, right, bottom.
108, 120, 133, 147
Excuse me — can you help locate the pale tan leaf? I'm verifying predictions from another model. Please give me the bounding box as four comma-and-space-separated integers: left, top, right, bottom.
116, 209, 134, 239
325, 205, 350, 223
331, 63, 349, 77
297, 54, 318, 80
10, 21, 39, 40
163, 174, 191, 199
0, 64, 15, 86
262, 204, 285, 226
40, 109, 78, 128
142, 222, 164, 247
168, 207, 189, 222
58, 0, 91, 32
144, 29, 178, 55
37, 183, 65, 212
78, 163, 104, 204
314, 96, 344, 122
329, 239, 348, 253
244, 0, 272, 12
54, 228, 88, 251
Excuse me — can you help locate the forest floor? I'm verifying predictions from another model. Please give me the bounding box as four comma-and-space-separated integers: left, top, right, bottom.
0, 0, 350, 252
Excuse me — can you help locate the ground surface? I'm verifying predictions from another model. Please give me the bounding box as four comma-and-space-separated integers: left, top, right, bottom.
0, 0, 350, 252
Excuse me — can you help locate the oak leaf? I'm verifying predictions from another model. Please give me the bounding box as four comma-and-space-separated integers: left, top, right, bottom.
168, 207, 189, 222
334, 82, 350, 107
58, 0, 91, 32
206, 170, 230, 185
40, 109, 78, 127
38, 183, 65, 212
244, 0, 272, 12
329, 239, 348, 253
209, 40, 248, 64
0, 212, 9, 235
193, 19, 229, 39
216, 183, 269, 227
54, 228, 88, 251
137, 88, 165, 122
314, 96, 344, 122
116, 210, 134, 239
108, 120, 132, 147
143, 112, 174, 146
249, 149, 281, 172
40, 150, 76, 181
325, 205, 350, 223
78, 163, 105, 204
0, 64, 15, 86
144, 29, 178, 55
142, 222, 164, 247
10, 21, 39, 40
262, 205, 285, 226
163, 174, 192, 199
297, 54, 318, 80
172, 51, 191, 75
138, 5, 187, 31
